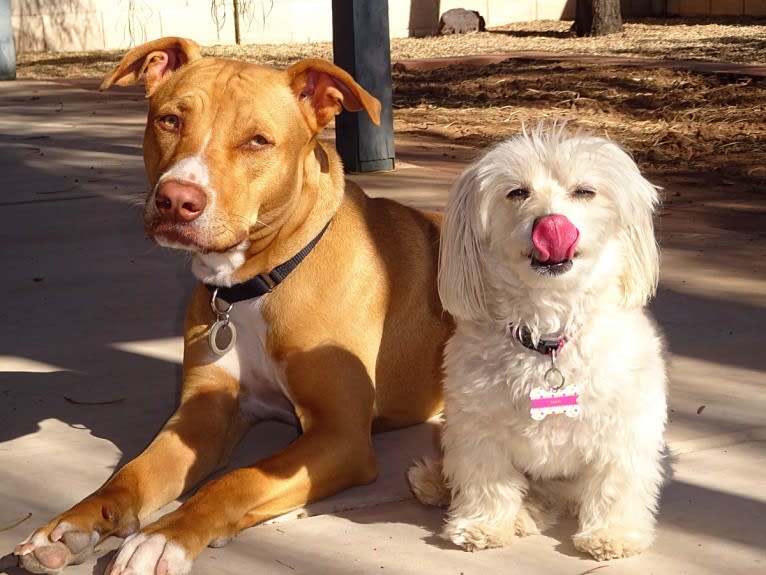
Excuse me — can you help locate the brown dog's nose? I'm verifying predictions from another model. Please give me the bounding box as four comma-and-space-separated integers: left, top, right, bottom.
155, 181, 207, 222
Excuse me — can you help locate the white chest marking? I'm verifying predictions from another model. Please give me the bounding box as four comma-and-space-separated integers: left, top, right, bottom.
192, 246, 249, 286
209, 296, 296, 424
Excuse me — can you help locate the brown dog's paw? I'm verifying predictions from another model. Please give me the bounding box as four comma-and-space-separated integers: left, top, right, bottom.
16, 541, 69, 574
15, 523, 99, 574
105, 533, 192, 575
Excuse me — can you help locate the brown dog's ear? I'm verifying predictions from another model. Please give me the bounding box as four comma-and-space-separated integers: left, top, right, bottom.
287, 59, 381, 133
100, 37, 202, 96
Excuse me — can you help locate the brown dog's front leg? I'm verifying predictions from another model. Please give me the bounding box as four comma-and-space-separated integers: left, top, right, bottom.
103, 352, 379, 575
14, 372, 248, 575
102, 420, 377, 575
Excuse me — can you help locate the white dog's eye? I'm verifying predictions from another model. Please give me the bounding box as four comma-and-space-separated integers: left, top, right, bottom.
506, 188, 530, 200
572, 188, 596, 199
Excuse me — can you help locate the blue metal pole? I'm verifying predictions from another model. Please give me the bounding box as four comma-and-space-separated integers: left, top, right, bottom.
0, 0, 16, 80
332, 0, 395, 173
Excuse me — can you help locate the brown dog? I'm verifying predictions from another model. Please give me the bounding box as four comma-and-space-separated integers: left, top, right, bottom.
15, 37, 451, 575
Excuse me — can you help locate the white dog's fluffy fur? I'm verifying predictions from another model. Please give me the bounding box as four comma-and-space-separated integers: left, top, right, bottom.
408, 124, 667, 560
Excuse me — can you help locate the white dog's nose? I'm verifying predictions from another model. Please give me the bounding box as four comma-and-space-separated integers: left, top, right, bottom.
532, 215, 579, 263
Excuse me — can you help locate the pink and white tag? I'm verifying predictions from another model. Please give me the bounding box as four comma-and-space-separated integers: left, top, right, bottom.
529, 384, 581, 421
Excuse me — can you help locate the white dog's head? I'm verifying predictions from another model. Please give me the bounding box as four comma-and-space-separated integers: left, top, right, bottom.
439, 124, 660, 324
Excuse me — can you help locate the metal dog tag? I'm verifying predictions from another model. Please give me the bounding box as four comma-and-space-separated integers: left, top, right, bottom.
208, 288, 237, 356
208, 319, 237, 356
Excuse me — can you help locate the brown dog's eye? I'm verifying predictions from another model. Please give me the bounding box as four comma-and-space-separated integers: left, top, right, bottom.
248, 135, 269, 148
506, 188, 530, 200
157, 114, 180, 131
573, 188, 596, 199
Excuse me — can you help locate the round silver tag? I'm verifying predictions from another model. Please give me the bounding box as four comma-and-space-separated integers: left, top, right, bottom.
208, 319, 237, 356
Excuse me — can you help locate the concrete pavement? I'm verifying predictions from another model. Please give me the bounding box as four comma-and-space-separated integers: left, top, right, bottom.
0, 78, 764, 575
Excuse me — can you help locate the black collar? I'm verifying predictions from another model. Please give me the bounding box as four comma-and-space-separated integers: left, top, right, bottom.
206, 221, 330, 304
508, 324, 567, 356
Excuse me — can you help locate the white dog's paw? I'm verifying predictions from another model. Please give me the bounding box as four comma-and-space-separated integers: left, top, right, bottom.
407, 457, 450, 507
105, 533, 192, 575
572, 528, 653, 561
513, 505, 542, 537
15, 522, 99, 574
443, 518, 516, 551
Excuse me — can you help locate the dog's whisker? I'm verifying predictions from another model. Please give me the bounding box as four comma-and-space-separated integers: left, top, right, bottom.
126, 193, 147, 209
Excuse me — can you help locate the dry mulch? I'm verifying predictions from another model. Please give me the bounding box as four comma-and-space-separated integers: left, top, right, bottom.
392, 60, 766, 193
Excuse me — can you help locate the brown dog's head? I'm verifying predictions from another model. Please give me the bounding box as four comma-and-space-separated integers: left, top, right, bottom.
101, 37, 380, 280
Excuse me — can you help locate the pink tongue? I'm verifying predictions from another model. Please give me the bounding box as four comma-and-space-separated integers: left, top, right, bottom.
531, 215, 580, 263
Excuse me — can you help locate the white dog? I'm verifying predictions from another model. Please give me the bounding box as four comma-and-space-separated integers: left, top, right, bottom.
408, 125, 667, 561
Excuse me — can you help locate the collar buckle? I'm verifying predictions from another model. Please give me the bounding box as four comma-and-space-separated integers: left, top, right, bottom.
509, 323, 567, 356
252, 272, 278, 294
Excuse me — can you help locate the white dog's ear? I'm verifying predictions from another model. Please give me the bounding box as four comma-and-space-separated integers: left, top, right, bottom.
438, 164, 491, 321
618, 169, 661, 308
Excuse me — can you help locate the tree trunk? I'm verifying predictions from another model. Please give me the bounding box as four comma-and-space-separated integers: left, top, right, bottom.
574, 0, 623, 37
233, 0, 241, 45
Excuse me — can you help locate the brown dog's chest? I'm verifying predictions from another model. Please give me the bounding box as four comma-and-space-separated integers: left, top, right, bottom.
208, 297, 298, 424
